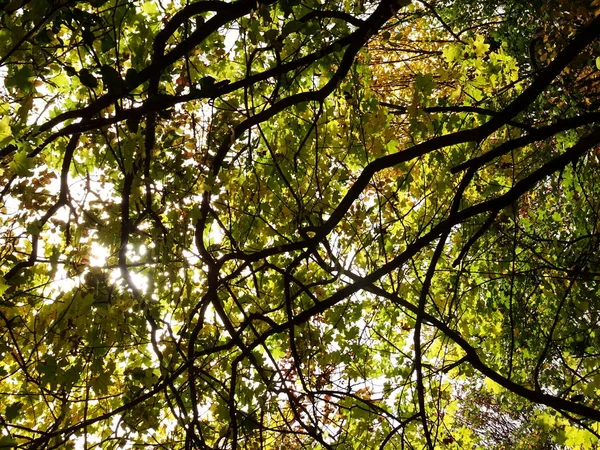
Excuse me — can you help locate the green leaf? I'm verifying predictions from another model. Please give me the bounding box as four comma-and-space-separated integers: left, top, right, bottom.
4, 402, 23, 421
2, 1, 600, 448
79, 69, 98, 89
9, 150, 33, 176
5, 66, 34, 93
101, 65, 124, 95
82, 29, 95, 47
199, 76, 216, 90
263, 29, 279, 43
101, 34, 116, 52
443, 43, 462, 63
126, 117, 139, 133
62, 364, 83, 389
64, 66, 77, 77
125, 68, 140, 88
415, 73, 435, 98
282, 20, 302, 36
37, 357, 59, 388
0, 436, 17, 448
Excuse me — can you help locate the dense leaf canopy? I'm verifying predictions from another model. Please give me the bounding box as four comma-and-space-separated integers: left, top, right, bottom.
1, 0, 600, 448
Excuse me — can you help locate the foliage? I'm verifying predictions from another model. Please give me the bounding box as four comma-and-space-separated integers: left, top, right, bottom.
1, 0, 600, 448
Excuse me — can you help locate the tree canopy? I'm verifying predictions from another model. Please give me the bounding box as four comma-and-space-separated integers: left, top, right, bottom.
1, 0, 600, 448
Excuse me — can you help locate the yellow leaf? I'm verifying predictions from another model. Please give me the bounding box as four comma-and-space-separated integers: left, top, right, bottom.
472, 35, 490, 58
0, 115, 12, 145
